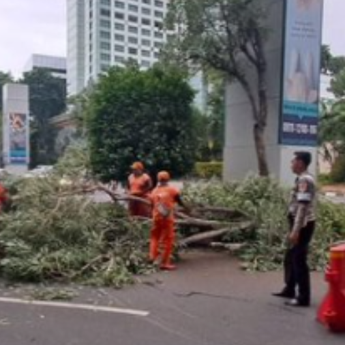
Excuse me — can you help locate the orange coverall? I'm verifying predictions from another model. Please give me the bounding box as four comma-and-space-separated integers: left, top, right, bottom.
0, 183, 8, 211
128, 173, 152, 217
149, 185, 180, 269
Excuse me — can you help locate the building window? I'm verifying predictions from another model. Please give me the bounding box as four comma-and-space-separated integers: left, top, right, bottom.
142, 8, 151, 15
115, 12, 125, 20
115, 23, 125, 30
100, 9, 110, 17
101, 53, 111, 61
101, 42, 111, 50
155, 0, 163, 7
141, 60, 151, 67
154, 11, 163, 18
115, 45, 125, 52
154, 21, 163, 29
142, 18, 151, 26
129, 4, 138, 12
100, 31, 111, 39
100, 19, 110, 28
115, 34, 125, 41
128, 15, 138, 23
142, 50, 150, 57
129, 36, 138, 44
142, 39, 151, 46
101, 64, 110, 72
128, 47, 138, 55
142, 28, 151, 36
154, 52, 160, 59
101, 0, 110, 5
155, 31, 163, 39
143, 0, 151, 4
154, 41, 163, 49
129, 26, 138, 34
115, 1, 125, 9
115, 56, 125, 63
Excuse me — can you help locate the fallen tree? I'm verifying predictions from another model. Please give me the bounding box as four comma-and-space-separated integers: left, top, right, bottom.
0, 143, 343, 285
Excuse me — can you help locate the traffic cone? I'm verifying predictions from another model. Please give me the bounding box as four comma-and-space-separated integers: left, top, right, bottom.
317, 244, 345, 333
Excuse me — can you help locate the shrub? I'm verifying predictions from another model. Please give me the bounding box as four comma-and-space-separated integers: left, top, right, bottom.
86, 65, 197, 183
330, 154, 345, 183
194, 162, 223, 179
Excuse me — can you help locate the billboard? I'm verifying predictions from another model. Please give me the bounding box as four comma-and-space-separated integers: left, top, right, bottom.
279, 0, 324, 146
9, 113, 29, 164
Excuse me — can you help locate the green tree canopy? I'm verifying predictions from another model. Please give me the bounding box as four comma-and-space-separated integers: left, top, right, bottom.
0, 71, 14, 113
319, 100, 345, 161
162, 0, 270, 176
321, 45, 332, 74
20, 69, 67, 166
86, 65, 196, 182
330, 68, 345, 98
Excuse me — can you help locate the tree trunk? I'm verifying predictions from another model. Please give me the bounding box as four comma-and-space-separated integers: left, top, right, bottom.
253, 123, 269, 176
238, 74, 270, 177
255, 64, 269, 177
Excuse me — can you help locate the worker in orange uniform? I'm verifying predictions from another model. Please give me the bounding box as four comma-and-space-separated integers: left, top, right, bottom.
149, 171, 188, 270
127, 162, 153, 217
0, 182, 8, 212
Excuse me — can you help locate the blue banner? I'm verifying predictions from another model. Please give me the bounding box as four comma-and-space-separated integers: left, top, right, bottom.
279, 0, 323, 146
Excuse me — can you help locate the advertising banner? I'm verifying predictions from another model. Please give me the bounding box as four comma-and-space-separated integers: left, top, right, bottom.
279, 0, 323, 146
9, 113, 28, 164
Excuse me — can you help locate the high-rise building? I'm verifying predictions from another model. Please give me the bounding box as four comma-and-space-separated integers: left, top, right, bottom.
24, 54, 67, 79
67, 0, 170, 96
67, 0, 86, 95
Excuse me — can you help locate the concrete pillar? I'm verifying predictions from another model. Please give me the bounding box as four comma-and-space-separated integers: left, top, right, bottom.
2, 83, 30, 174
223, 0, 323, 186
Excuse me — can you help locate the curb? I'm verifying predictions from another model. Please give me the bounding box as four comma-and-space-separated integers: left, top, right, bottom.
321, 192, 345, 197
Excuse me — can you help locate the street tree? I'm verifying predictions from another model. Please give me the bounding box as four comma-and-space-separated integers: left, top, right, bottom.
0, 71, 13, 113
329, 56, 345, 76
20, 69, 67, 165
321, 45, 332, 74
163, 0, 270, 176
330, 68, 345, 98
86, 65, 196, 183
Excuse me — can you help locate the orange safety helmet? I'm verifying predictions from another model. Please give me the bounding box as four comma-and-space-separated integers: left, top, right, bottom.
157, 171, 170, 182
131, 162, 144, 171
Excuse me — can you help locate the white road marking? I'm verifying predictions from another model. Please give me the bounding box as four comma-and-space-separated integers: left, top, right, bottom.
0, 297, 149, 317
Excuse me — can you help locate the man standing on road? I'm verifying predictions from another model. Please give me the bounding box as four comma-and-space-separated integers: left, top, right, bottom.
273, 151, 316, 307
127, 162, 153, 218
149, 171, 189, 270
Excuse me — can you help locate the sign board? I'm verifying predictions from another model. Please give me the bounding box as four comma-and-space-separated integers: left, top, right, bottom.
279, 0, 324, 146
8, 113, 29, 165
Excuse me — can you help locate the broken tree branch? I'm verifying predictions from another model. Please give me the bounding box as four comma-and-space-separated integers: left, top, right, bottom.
178, 221, 253, 247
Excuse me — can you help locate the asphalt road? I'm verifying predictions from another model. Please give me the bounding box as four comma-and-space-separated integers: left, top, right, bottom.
0, 251, 344, 345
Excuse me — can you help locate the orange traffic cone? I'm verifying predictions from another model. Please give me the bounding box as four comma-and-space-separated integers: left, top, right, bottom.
317, 244, 345, 333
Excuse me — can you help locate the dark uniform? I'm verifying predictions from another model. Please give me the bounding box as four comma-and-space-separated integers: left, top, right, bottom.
284, 172, 316, 305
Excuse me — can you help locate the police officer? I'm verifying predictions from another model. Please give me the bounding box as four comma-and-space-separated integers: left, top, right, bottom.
273, 151, 316, 307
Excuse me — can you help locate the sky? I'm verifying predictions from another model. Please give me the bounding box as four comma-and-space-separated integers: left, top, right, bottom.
0, 0, 343, 77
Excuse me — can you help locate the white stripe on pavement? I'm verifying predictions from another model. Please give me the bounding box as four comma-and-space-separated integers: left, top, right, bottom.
0, 297, 149, 317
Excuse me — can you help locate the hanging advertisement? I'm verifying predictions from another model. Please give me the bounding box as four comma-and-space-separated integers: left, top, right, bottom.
279, 0, 324, 146
9, 113, 29, 164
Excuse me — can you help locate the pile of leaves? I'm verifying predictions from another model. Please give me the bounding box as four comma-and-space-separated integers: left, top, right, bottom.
0, 175, 152, 287
0, 158, 343, 286
183, 176, 345, 271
